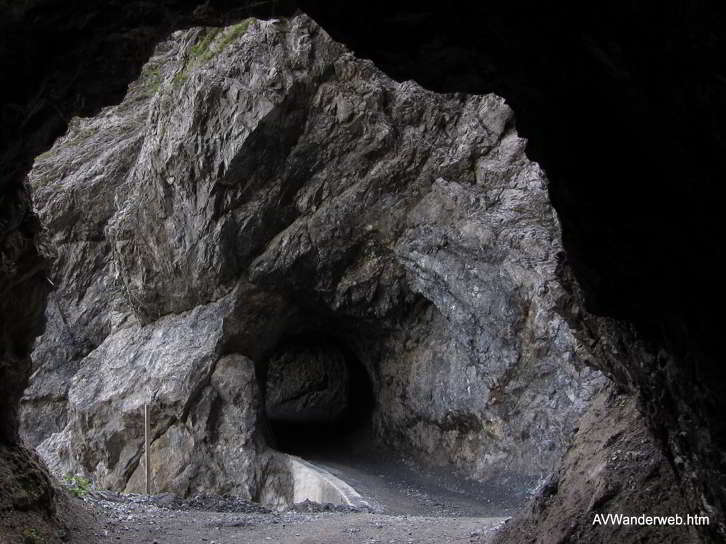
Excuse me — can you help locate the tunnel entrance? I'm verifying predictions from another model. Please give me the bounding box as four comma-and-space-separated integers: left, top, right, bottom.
263, 334, 375, 458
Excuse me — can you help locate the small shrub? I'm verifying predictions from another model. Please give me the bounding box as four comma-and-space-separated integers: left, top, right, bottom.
63, 473, 92, 497
22, 528, 43, 544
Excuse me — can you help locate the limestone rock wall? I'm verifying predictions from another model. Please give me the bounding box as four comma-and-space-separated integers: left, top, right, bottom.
20, 15, 602, 497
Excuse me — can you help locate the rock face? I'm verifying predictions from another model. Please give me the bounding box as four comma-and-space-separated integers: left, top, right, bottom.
304, 6, 726, 539
0, 4, 305, 541
493, 385, 700, 544
21, 15, 602, 499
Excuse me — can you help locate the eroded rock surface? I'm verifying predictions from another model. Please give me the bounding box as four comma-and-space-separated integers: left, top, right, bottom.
493, 385, 700, 544
21, 15, 602, 500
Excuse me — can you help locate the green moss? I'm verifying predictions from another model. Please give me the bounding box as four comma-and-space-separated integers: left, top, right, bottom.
172, 70, 189, 88
216, 19, 253, 54
34, 148, 54, 162
141, 65, 163, 95
173, 19, 253, 88
22, 528, 44, 544
189, 27, 222, 62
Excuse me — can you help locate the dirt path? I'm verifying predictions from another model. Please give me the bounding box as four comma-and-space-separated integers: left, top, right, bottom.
70, 497, 506, 544
309, 452, 526, 518
61, 437, 519, 543
281, 430, 531, 518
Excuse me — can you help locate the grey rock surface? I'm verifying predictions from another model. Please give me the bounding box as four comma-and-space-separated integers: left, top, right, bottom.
21, 14, 603, 498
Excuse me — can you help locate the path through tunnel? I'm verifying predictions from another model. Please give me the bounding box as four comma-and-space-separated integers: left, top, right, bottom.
262, 333, 376, 459
257, 328, 531, 518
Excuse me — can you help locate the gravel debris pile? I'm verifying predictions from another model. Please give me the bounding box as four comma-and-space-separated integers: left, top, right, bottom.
290, 499, 372, 514
86, 491, 270, 513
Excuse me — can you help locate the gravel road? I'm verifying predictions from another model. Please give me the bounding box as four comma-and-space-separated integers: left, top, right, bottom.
60, 436, 522, 543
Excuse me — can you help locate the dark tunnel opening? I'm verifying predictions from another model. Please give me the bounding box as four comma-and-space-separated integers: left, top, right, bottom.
262, 333, 376, 458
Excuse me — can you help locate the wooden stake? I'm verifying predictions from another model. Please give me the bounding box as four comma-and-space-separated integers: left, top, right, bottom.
144, 403, 150, 495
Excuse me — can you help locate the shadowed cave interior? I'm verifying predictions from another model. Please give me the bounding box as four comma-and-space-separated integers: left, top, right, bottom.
262, 333, 377, 458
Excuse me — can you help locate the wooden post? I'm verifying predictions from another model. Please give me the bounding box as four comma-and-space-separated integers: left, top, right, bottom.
144, 403, 150, 495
